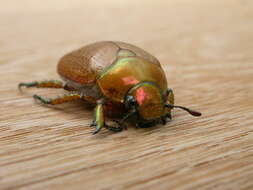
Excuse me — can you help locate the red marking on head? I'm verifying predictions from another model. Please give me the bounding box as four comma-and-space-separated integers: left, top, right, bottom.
136, 88, 148, 105
122, 76, 139, 85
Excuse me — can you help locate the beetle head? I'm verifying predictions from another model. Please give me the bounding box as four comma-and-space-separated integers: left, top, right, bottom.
124, 82, 201, 123
125, 82, 166, 121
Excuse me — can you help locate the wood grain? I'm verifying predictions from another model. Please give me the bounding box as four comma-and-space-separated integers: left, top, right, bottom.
1, 0, 253, 189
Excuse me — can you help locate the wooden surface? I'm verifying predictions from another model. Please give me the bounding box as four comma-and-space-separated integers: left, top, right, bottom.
1, 0, 253, 189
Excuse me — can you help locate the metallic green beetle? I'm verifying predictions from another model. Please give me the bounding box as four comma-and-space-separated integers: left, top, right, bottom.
19, 41, 201, 134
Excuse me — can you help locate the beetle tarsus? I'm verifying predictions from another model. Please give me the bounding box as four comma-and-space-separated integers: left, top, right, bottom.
166, 113, 172, 120
161, 117, 167, 125
18, 81, 38, 89
90, 121, 96, 127
92, 127, 101, 135
105, 124, 123, 132
112, 119, 128, 130
33, 94, 51, 104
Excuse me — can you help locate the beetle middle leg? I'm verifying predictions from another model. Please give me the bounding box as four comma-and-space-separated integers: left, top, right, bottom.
112, 110, 136, 130
91, 103, 123, 134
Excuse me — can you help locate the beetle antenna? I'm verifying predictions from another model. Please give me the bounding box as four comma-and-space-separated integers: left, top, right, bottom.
165, 104, 201, 117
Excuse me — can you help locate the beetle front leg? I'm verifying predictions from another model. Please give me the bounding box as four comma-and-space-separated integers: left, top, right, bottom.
160, 113, 172, 125
92, 103, 123, 134
165, 88, 174, 119
166, 88, 174, 105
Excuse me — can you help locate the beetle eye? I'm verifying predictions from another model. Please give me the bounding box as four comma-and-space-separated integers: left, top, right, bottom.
125, 95, 137, 109
129, 99, 136, 106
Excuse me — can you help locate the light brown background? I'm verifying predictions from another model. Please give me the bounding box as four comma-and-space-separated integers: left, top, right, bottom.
1, 0, 253, 189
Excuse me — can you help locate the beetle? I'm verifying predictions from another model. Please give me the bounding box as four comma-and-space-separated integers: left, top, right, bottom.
19, 41, 201, 134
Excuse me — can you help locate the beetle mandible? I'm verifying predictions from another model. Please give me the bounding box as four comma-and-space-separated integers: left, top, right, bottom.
19, 41, 201, 134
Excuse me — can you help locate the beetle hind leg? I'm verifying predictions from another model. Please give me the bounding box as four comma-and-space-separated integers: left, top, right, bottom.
19, 80, 63, 89
18, 80, 76, 91
33, 93, 81, 105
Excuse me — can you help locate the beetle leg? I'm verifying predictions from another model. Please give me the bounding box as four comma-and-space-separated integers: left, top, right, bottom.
18, 80, 76, 91
160, 113, 172, 125
165, 88, 174, 118
105, 124, 123, 133
81, 95, 97, 105
161, 116, 167, 125
19, 80, 63, 89
112, 119, 127, 130
92, 103, 123, 134
117, 110, 136, 129
166, 88, 174, 105
92, 103, 105, 134
33, 93, 81, 105
112, 109, 137, 130
167, 113, 172, 119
